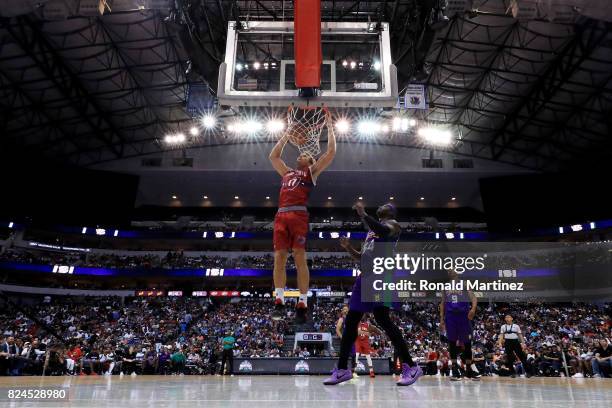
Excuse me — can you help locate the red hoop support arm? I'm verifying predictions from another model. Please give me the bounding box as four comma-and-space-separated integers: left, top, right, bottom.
294, 0, 322, 89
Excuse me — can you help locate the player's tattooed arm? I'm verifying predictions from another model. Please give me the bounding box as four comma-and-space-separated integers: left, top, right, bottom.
311, 110, 336, 179
269, 133, 291, 176
339, 237, 361, 261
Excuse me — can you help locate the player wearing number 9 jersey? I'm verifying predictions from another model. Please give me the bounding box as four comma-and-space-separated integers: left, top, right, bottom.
439, 268, 480, 381
268, 112, 336, 324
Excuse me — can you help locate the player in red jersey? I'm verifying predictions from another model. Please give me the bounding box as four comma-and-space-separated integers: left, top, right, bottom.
355, 316, 381, 378
268, 110, 336, 323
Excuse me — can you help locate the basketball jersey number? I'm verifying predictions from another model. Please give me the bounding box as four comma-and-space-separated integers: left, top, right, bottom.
451, 295, 458, 303
285, 177, 299, 189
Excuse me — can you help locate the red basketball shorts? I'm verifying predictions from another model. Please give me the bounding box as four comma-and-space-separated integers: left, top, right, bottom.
273, 211, 309, 251
355, 339, 371, 354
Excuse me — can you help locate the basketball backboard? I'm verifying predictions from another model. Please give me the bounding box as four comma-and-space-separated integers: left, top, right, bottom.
217, 21, 398, 109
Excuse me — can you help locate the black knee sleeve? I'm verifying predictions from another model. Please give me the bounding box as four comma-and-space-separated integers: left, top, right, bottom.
338, 310, 362, 370
373, 307, 414, 367
461, 340, 473, 361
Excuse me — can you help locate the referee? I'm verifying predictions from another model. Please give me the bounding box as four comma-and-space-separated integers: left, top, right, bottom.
219, 331, 235, 376
498, 314, 532, 378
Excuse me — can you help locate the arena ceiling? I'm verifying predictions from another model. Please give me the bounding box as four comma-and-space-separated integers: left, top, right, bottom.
0, 0, 611, 172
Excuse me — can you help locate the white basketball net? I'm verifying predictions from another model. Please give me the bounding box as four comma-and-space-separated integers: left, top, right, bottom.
286, 106, 329, 157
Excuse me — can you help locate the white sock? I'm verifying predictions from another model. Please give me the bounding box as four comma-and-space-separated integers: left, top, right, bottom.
366, 355, 373, 368
275, 288, 285, 304
298, 294, 308, 306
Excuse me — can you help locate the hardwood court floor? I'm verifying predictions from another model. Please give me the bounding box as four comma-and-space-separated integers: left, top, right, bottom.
0, 375, 610, 407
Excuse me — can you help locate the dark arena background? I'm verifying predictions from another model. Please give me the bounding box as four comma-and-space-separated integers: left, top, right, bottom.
0, 1, 611, 407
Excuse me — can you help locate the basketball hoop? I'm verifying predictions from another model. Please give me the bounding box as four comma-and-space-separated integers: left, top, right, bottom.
286, 106, 329, 157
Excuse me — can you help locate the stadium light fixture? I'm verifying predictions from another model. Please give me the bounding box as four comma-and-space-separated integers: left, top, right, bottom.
389, 196, 394, 200
328, 196, 332, 200
203, 195, 208, 199
392, 117, 401, 131
420, 197, 425, 200
164, 133, 186, 144
245, 120, 263, 133
409, 119, 417, 127
358, 196, 363, 200
357, 120, 380, 135
418, 127, 452, 146
335, 119, 350, 133
189, 126, 199, 136
266, 119, 285, 133
373, 60, 381, 71
342, 60, 348, 67
253, 61, 261, 70
451, 197, 456, 201
266, 196, 270, 200
234, 196, 239, 200
350, 61, 357, 69
202, 115, 216, 129
172, 195, 177, 199
236, 63, 243, 71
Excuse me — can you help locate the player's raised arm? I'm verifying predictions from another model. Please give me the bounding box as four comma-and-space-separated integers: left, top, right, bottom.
311, 110, 336, 179
269, 133, 291, 176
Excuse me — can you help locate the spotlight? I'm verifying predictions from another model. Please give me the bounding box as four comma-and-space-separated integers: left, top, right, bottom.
392, 117, 402, 131
401, 118, 409, 132
380, 124, 389, 133
335, 119, 350, 133
420, 197, 425, 200
451, 197, 456, 201
253, 61, 261, 70
373, 61, 381, 71
165, 133, 186, 144
234, 196, 239, 200
203, 196, 208, 199
266, 196, 270, 200
266, 119, 285, 133
202, 115, 216, 129
328, 196, 332, 200
409, 119, 417, 127
172, 195, 177, 199
263, 62, 269, 69
418, 127, 452, 146
358, 196, 363, 200
342, 60, 348, 67
350, 61, 356, 69
236, 63, 243, 71
357, 121, 380, 135
389, 196, 394, 200
190, 126, 199, 136
245, 120, 263, 133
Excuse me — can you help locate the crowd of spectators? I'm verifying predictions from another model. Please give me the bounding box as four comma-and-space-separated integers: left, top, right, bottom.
0, 249, 356, 270
1, 294, 609, 378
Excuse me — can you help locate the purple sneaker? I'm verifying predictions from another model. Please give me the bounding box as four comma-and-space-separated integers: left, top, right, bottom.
397, 363, 422, 386
323, 368, 353, 385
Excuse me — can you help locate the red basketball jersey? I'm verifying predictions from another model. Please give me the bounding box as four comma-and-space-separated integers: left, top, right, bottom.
358, 322, 370, 340
278, 167, 315, 208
